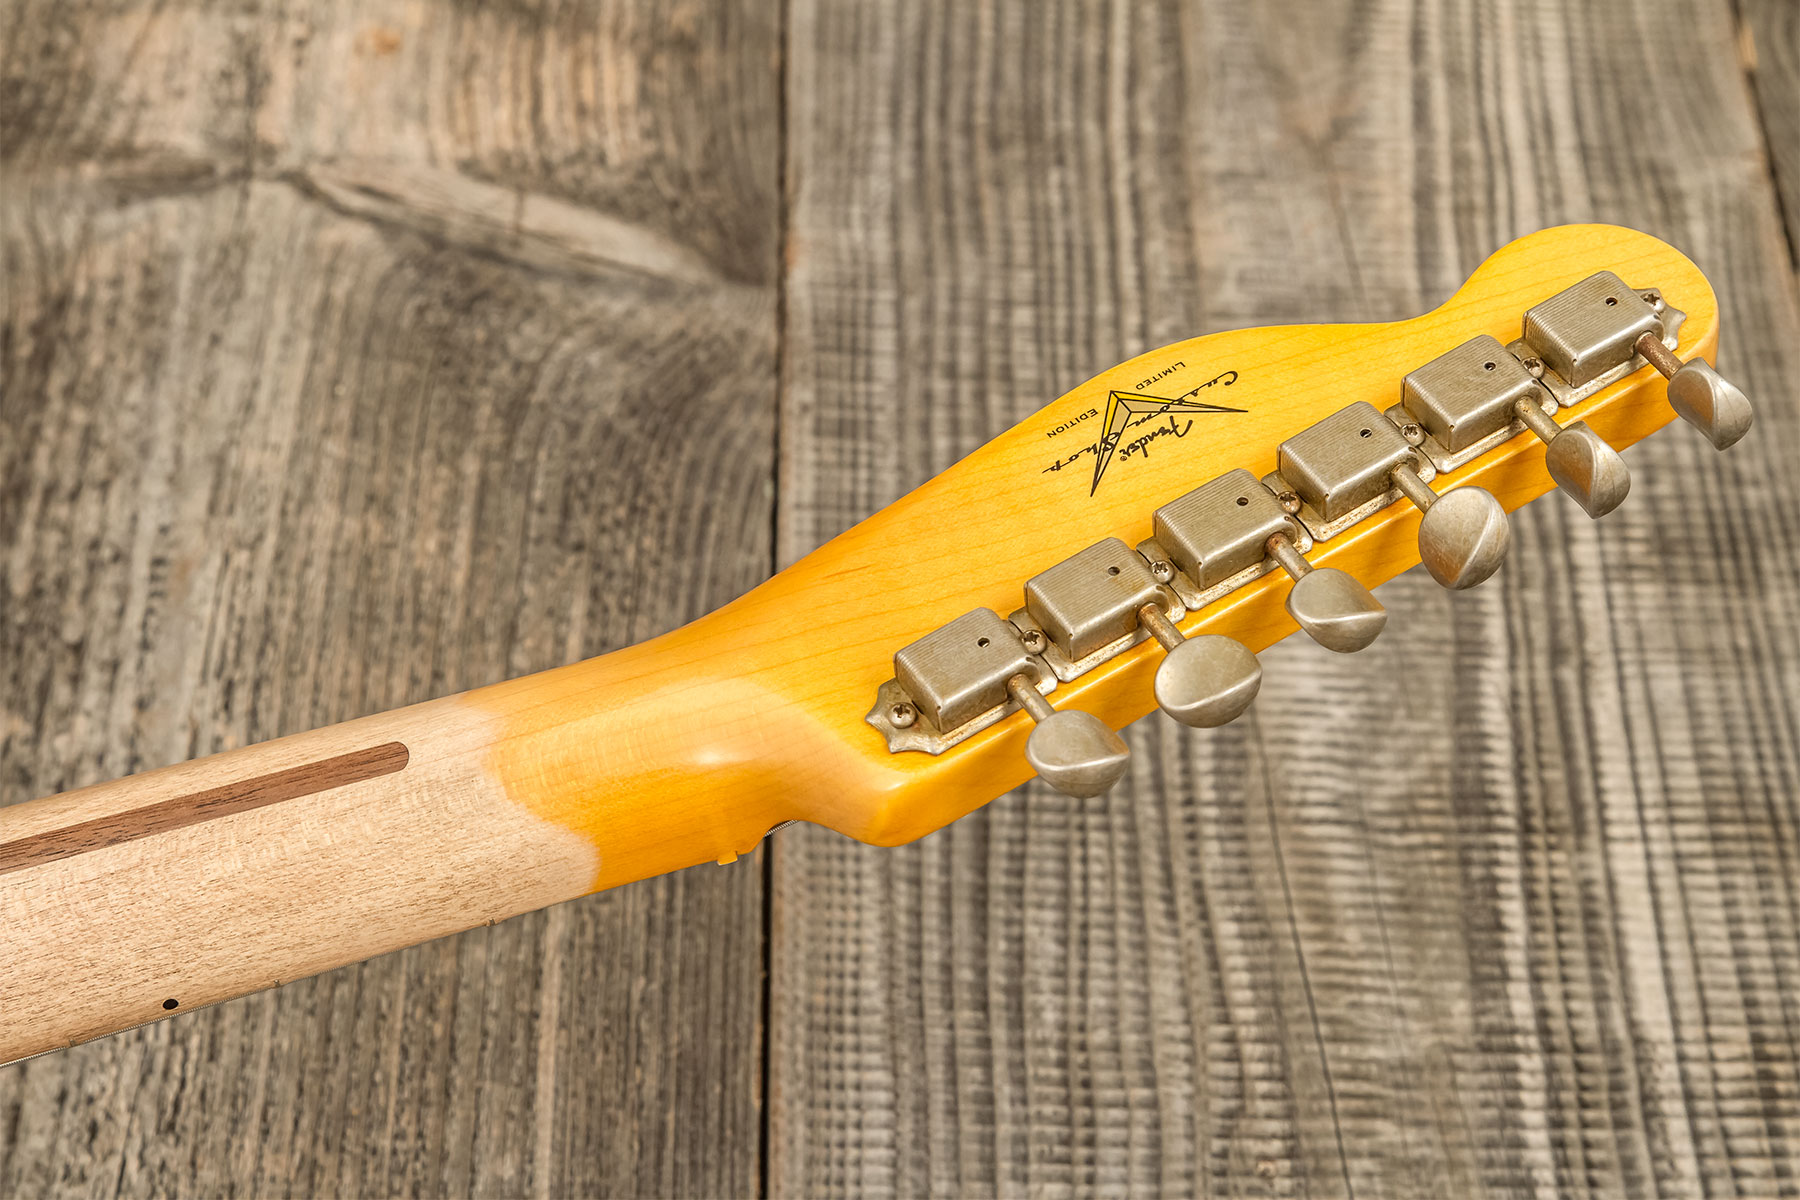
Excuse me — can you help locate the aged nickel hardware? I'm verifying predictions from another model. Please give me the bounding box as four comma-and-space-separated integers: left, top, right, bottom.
1634, 330, 1754, 450
1523, 271, 1666, 391
1389, 467, 1511, 590
1270, 401, 1433, 537
1146, 466, 1379, 654
1398, 327, 1630, 517
1137, 605, 1262, 728
870, 266, 1756, 789
1146, 468, 1307, 609
1015, 535, 1258, 732
1511, 394, 1631, 517
1397, 333, 1551, 469
1395, 331, 1630, 519
1270, 400, 1509, 591
1017, 538, 1182, 679
1005, 674, 1130, 799
1519, 270, 1753, 447
868, 608, 1056, 755
1265, 530, 1387, 653
869, 605, 1129, 797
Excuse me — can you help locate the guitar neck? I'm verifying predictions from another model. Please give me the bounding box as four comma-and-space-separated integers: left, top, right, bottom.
3, 225, 1729, 1065
0, 618, 797, 1065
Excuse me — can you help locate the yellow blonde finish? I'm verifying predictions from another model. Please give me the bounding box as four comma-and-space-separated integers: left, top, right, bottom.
475, 223, 1715, 876
0, 224, 1716, 1061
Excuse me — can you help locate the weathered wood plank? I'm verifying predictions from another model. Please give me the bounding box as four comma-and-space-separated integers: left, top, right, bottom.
772, 0, 1800, 1196
0, 1, 779, 1196
1741, 0, 1800, 266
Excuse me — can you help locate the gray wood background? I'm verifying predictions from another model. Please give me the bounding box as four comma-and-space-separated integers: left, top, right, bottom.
2, 0, 1796, 1196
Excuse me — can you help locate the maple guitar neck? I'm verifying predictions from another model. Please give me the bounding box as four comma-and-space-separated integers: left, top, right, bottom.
0, 621, 808, 1065
0, 224, 1726, 1065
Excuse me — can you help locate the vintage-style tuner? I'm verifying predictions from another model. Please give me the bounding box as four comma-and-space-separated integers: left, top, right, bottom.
869, 262, 1753, 798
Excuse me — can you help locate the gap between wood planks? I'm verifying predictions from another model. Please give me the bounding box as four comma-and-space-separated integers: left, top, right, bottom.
761, 1, 795, 1195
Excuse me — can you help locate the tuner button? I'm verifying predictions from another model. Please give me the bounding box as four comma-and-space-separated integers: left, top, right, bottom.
1417, 485, 1511, 590
1632, 332, 1755, 451
1286, 568, 1387, 653
1006, 674, 1129, 797
1265, 532, 1387, 653
1024, 711, 1130, 798
1137, 604, 1261, 727
1666, 359, 1754, 450
1154, 634, 1262, 728
1389, 464, 1510, 590
1543, 421, 1631, 518
1513, 398, 1630, 518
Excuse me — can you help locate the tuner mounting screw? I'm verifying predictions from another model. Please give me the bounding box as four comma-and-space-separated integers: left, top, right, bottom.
1277, 490, 1302, 515
1641, 289, 1663, 311
1149, 559, 1173, 584
1521, 355, 1546, 379
1020, 628, 1047, 655
888, 702, 917, 728
1399, 421, 1424, 446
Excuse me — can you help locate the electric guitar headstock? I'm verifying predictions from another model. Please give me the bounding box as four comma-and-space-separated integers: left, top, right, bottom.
0, 222, 1758, 1064
745, 222, 1751, 840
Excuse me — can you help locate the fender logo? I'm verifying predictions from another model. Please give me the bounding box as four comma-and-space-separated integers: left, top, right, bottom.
1041, 370, 1243, 494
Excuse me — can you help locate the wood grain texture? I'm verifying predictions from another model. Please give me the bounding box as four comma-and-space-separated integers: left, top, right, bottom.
0, 227, 1701, 1072
0, 0, 776, 1195
0, 740, 408, 876
772, 2, 1800, 1198
4, 0, 1798, 1196
1741, 0, 1800, 268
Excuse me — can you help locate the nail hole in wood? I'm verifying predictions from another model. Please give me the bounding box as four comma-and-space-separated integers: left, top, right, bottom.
163, 998, 179, 1011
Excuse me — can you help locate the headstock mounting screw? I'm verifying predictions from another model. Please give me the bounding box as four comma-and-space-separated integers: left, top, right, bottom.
1149, 559, 1173, 584
888, 702, 917, 728
1020, 628, 1047, 655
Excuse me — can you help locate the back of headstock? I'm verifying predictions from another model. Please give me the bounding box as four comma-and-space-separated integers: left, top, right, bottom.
0, 224, 1757, 1062
707, 223, 1750, 846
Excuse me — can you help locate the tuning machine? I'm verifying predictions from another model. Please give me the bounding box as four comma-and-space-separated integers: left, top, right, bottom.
1004, 675, 1130, 798
1397, 333, 1629, 518
1018, 538, 1259, 732
1634, 329, 1753, 450
869, 607, 1128, 797
1270, 401, 1511, 595
1150, 466, 1384, 655
1521, 272, 1752, 451
1263, 531, 1387, 652
1137, 607, 1262, 729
